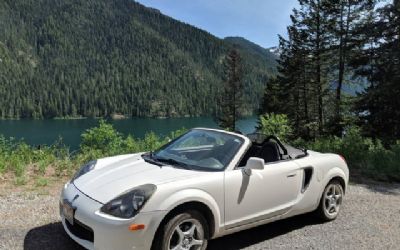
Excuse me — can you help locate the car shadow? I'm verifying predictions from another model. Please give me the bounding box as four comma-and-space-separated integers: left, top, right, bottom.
24, 214, 324, 250
208, 213, 324, 250
24, 222, 84, 250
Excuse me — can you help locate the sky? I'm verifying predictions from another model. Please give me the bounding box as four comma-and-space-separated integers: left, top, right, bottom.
136, 0, 299, 48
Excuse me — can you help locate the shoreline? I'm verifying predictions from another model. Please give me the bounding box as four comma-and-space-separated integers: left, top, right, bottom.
0, 113, 257, 121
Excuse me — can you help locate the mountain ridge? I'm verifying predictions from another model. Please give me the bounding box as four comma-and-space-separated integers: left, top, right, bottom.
224, 36, 278, 72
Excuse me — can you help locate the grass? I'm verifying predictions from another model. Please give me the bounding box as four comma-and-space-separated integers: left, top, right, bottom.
35, 177, 49, 187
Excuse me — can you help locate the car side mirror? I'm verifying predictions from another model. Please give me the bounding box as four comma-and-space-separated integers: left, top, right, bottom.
243, 157, 265, 176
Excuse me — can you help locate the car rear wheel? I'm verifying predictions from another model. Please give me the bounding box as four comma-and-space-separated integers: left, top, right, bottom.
153, 210, 208, 250
316, 180, 344, 221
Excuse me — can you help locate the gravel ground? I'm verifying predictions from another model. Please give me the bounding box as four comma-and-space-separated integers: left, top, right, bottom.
1, 182, 399, 250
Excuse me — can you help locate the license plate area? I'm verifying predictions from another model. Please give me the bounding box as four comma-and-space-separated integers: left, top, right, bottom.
62, 199, 75, 225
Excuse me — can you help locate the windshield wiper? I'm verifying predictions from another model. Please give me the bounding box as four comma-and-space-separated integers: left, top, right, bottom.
153, 157, 192, 170
141, 152, 163, 167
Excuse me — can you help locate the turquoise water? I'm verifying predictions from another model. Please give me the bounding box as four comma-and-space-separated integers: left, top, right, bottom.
0, 117, 258, 150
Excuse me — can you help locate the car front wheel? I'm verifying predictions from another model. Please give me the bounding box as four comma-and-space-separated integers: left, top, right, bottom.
153, 210, 208, 250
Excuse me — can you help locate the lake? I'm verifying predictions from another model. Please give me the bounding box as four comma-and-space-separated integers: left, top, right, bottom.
0, 117, 258, 150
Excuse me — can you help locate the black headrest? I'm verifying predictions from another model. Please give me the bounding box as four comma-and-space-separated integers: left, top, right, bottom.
259, 142, 280, 163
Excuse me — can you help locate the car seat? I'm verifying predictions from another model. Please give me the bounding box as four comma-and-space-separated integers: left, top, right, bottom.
258, 142, 280, 163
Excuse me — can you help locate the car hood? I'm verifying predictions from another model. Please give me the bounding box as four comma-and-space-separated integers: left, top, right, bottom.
73, 153, 206, 204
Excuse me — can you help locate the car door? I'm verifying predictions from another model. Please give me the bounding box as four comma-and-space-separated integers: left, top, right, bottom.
224, 159, 302, 229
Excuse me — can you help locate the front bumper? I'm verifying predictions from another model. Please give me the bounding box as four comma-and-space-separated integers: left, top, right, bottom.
60, 182, 167, 250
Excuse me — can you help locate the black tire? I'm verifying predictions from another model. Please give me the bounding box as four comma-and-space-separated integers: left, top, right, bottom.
152, 210, 209, 250
316, 180, 344, 221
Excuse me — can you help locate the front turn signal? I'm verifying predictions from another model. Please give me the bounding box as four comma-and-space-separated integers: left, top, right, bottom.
129, 224, 145, 231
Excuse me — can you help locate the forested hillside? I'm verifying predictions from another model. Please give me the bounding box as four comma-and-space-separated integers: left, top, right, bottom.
0, 0, 276, 119
224, 37, 278, 67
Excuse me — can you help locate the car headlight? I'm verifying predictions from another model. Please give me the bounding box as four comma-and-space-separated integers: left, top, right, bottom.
72, 160, 97, 181
100, 184, 156, 218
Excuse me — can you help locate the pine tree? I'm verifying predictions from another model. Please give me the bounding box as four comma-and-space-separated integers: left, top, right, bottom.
259, 0, 332, 138
216, 49, 244, 131
353, 0, 400, 142
259, 77, 282, 115
259, 0, 376, 139
326, 0, 375, 135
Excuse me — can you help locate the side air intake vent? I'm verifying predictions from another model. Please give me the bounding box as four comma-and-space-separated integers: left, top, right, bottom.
301, 167, 313, 193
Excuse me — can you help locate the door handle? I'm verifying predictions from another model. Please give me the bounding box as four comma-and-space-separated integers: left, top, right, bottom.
287, 173, 297, 178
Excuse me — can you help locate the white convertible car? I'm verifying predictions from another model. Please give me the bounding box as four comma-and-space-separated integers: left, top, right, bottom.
60, 128, 349, 250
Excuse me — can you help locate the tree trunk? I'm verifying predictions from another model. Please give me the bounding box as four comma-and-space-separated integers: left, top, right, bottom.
316, 0, 323, 136
335, 1, 351, 135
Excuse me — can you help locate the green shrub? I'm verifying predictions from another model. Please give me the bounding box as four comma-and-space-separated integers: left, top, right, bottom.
140, 132, 164, 152
258, 113, 293, 141
79, 121, 187, 159
80, 119, 124, 156
121, 135, 140, 154
77, 121, 187, 164
54, 159, 76, 176
301, 126, 400, 181
166, 128, 188, 141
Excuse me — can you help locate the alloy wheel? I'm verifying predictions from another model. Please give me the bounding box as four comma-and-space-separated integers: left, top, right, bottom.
168, 219, 205, 250
323, 183, 343, 217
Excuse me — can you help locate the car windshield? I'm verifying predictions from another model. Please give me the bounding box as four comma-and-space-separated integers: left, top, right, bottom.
147, 129, 244, 171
